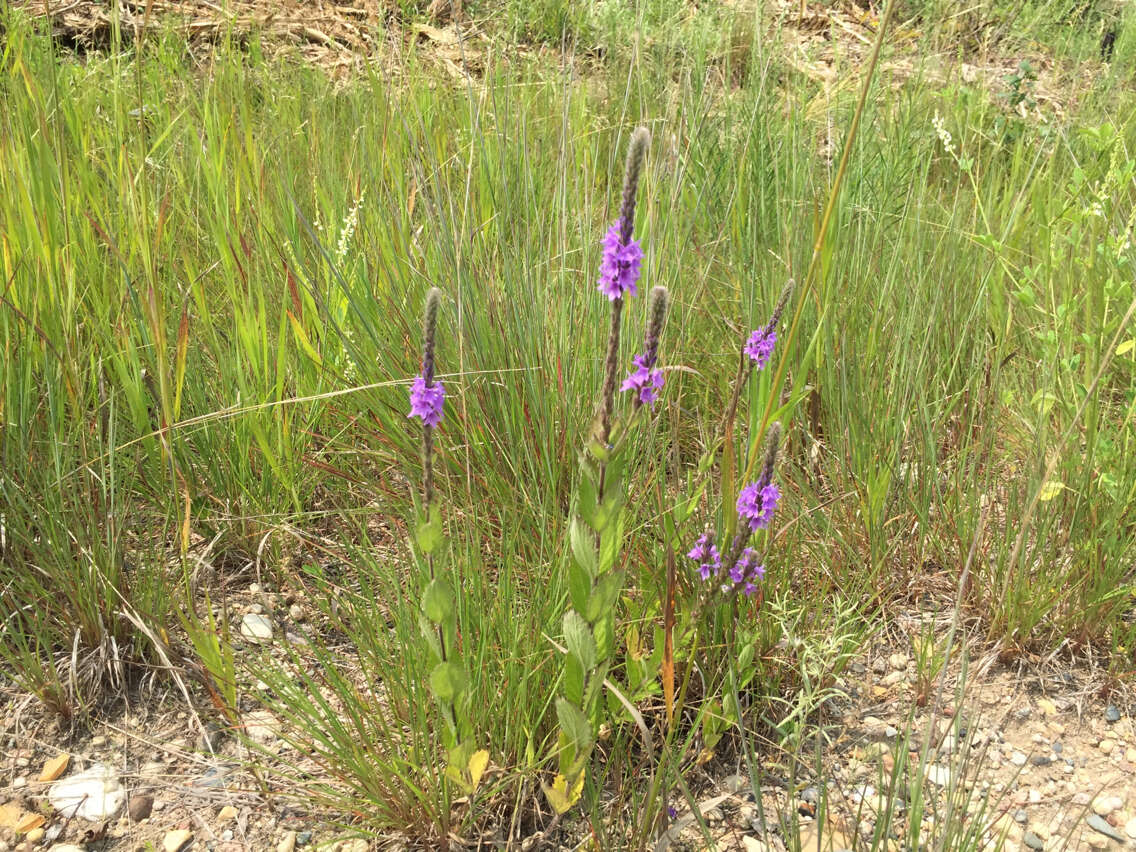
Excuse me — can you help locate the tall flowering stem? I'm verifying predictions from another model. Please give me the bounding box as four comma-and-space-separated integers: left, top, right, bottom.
720, 422, 782, 583
597, 127, 649, 446
720, 279, 794, 435
415, 288, 444, 510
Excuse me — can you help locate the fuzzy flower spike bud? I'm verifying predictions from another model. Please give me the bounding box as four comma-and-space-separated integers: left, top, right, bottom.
408, 288, 445, 506
744, 278, 795, 370
621, 285, 669, 409
597, 127, 649, 301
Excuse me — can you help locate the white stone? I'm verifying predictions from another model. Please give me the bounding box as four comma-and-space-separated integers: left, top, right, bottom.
1098, 739, 1115, 755
926, 765, 952, 786
1011, 751, 1028, 766
889, 653, 908, 671
48, 764, 125, 820
240, 613, 273, 643
1125, 817, 1136, 840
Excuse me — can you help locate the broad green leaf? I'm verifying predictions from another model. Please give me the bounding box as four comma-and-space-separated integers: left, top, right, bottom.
555, 697, 593, 752
585, 571, 623, 624
567, 559, 591, 615
563, 654, 585, 705
1038, 480, 1065, 502
1117, 338, 1135, 357
430, 661, 467, 702
415, 503, 444, 554
562, 610, 596, 671
422, 578, 454, 624
569, 517, 597, 576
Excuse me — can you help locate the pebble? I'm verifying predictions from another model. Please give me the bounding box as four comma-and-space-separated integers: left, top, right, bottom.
128, 794, 154, 821
1126, 747, 1136, 763
11, 777, 26, 789
872, 657, 888, 674
289, 603, 304, 621
882, 671, 906, 687
889, 653, 908, 671
1104, 705, 1121, 723
1030, 754, 1051, 766
240, 613, 274, 643
1014, 809, 1027, 824
722, 774, 749, 794
218, 805, 238, 823
884, 725, 898, 739
24, 830, 43, 844
163, 829, 193, 851
1086, 813, 1126, 843
48, 764, 125, 820
1126, 817, 1136, 839
1010, 751, 1027, 767
1022, 831, 1044, 850
800, 785, 820, 805
925, 765, 952, 786
297, 831, 313, 846
278, 831, 297, 852
1098, 739, 1115, 755
1092, 795, 1123, 816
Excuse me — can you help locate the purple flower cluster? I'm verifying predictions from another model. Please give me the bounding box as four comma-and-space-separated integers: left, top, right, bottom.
597, 223, 643, 301
620, 352, 664, 408
733, 548, 766, 597
736, 481, 780, 532
744, 326, 777, 370
408, 376, 446, 428
686, 533, 721, 581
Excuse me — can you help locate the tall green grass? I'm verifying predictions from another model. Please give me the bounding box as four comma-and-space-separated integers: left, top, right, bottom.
1, 2, 1134, 844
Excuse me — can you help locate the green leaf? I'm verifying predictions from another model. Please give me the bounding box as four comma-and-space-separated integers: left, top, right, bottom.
415, 503, 444, 554
562, 610, 596, 671
585, 571, 624, 624
555, 697, 594, 753
593, 612, 615, 662
578, 475, 598, 527
563, 654, 585, 705
567, 558, 591, 615
597, 511, 625, 572
422, 578, 454, 624
430, 661, 468, 702
569, 517, 597, 576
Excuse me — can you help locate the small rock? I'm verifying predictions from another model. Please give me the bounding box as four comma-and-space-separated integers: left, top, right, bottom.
24, 829, 43, 844
297, 831, 313, 846
12, 777, 27, 789
1028, 789, 1041, 804
1052, 741, 1063, 754
1098, 739, 1115, 755
705, 807, 724, 824
163, 828, 193, 851
38, 754, 70, 782
1125, 747, 1136, 763
47, 846, 86, 852
278, 831, 297, 852
800, 786, 820, 805
1010, 751, 1028, 767
217, 805, 238, 823
925, 765, 952, 786
1104, 705, 1121, 723
240, 613, 274, 643
289, 604, 304, 621
1125, 816, 1136, 840
741, 839, 770, 852
1037, 698, 1058, 716
1022, 831, 1044, 850
1030, 753, 1050, 766
1086, 813, 1125, 843
889, 653, 908, 671
884, 725, 898, 739
1092, 795, 1123, 817
872, 658, 888, 674
48, 764, 125, 821
128, 794, 154, 821
1014, 809, 1028, 824
882, 671, 905, 687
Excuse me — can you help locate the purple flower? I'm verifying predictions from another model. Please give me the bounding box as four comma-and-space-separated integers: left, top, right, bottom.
620, 353, 664, 407
687, 532, 721, 581
736, 481, 781, 532
729, 562, 746, 584
597, 223, 643, 300
744, 326, 777, 369
408, 376, 446, 427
